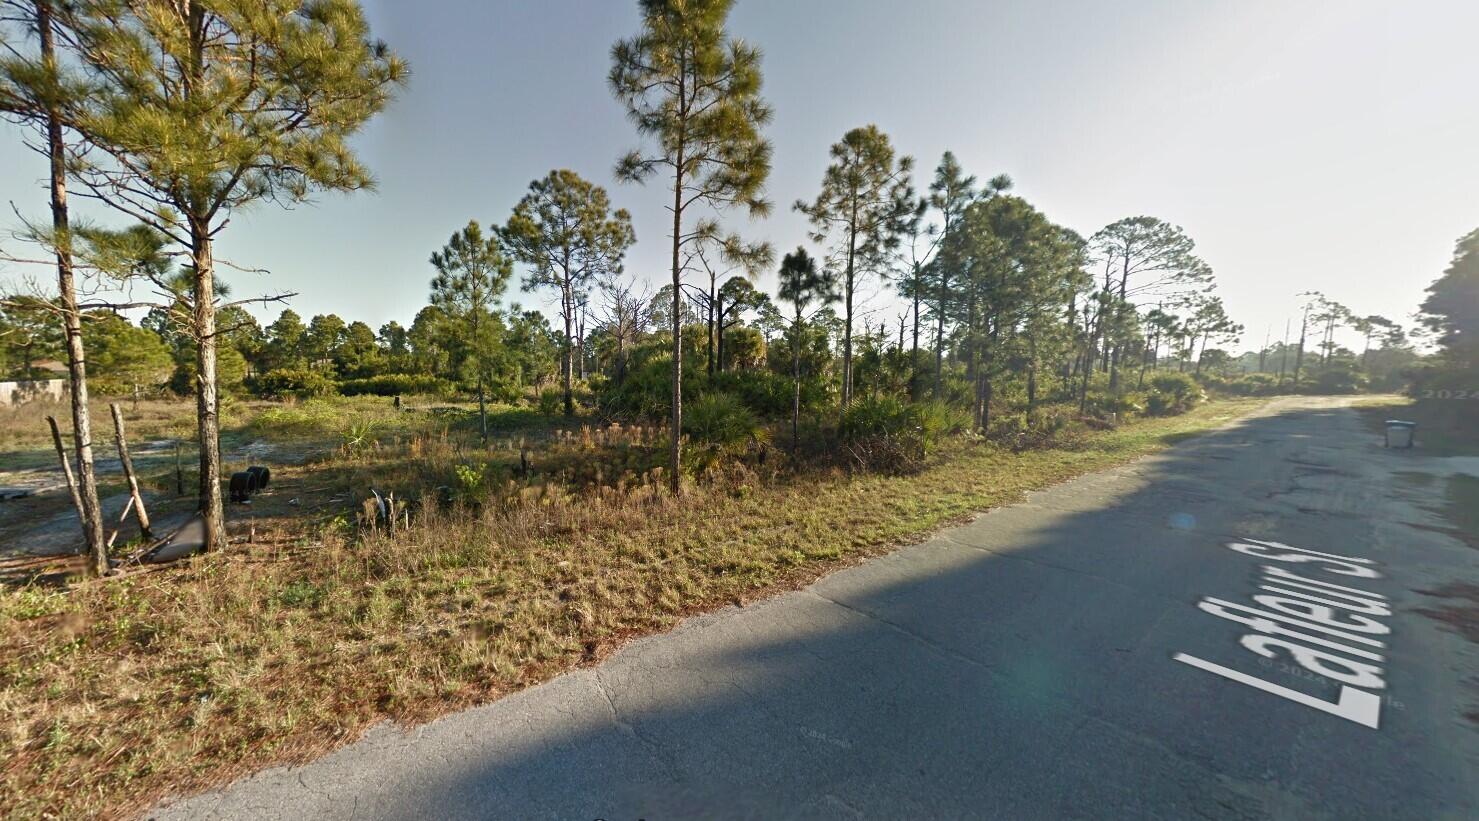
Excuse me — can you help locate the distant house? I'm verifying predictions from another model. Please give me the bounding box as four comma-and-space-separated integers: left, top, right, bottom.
31, 360, 69, 375
0, 378, 68, 408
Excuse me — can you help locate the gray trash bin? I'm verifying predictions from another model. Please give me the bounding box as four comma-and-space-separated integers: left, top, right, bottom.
1384, 420, 1416, 449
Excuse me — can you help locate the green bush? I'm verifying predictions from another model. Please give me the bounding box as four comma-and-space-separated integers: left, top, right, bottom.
1203, 372, 1280, 396
683, 392, 767, 450
838, 396, 934, 474
537, 388, 563, 415
252, 368, 337, 399
840, 395, 916, 440
1146, 372, 1205, 416
710, 369, 827, 418
1314, 364, 1368, 395
338, 373, 450, 397
599, 354, 704, 421
1083, 391, 1146, 418
913, 400, 970, 451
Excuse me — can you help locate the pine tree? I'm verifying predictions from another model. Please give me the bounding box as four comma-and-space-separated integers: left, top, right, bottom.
777, 247, 836, 454
53, 0, 405, 550
502, 170, 635, 416
1089, 217, 1212, 390
430, 221, 513, 444
0, 0, 108, 574
795, 125, 913, 411
610, 0, 773, 493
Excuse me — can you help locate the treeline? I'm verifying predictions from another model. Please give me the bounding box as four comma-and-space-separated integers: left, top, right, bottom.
0, 0, 1441, 575
1212, 291, 1419, 396
1412, 228, 1479, 398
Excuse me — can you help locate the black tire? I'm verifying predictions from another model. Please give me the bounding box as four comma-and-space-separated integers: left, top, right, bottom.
228, 471, 253, 503
246, 465, 271, 492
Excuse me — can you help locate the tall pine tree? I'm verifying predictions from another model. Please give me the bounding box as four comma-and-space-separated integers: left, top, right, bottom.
610, 0, 773, 493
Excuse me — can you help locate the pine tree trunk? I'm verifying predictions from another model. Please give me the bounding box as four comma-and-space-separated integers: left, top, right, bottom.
792, 313, 801, 456
716, 298, 726, 375
668, 155, 684, 495
562, 289, 575, 416
190, 219, 227, 551
841, 216, 857, 410
909, 281, 921, 400
1026, 335, 1038, 411
1293, 310, 1308, 385
1137, 335, 1154, 390
478, 376, 488, 443
706, 276, 716, 378
39, 0, 106, 576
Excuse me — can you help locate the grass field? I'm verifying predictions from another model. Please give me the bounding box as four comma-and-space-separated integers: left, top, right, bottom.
0, 394, 1264, 819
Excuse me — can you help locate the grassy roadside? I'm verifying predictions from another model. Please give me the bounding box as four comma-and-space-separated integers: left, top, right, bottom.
0, 396, 1265, 819
1352, 394, 1479, 457
1355, 395, 1479, 543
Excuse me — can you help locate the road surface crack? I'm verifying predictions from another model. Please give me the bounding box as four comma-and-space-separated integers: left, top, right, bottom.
592, 669, 683, 781
807, 589, 995, 673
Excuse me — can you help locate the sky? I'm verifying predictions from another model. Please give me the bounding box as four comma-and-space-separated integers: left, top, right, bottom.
4, 0, 1478, 353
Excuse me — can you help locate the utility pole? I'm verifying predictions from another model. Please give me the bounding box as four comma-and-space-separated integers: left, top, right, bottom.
1258, 325, 1270, 373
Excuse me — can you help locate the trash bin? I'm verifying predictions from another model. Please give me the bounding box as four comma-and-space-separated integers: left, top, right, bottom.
1384, 420, 1416, 449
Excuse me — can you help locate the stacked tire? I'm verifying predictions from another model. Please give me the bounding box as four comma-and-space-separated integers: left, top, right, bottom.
229, 465, 272, 503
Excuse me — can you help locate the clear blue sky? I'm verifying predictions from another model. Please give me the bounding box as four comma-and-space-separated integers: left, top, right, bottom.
4, 0, 1477, 351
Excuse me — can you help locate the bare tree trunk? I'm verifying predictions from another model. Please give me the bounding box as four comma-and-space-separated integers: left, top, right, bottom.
47, 414, 90, 554
111, 403, 152, 540
37, 0, 107, 576
190, 219, 227, 551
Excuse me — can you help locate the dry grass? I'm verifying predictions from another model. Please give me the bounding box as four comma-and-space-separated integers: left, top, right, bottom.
0, 398, 199, 453
0, 397, 1264, 819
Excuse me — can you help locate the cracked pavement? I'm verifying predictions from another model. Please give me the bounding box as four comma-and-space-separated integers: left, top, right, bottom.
150, 397, 1479, 819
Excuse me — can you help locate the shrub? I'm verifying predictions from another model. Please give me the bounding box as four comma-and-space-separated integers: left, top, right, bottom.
599, 354, 704, 421
709, 370, 814, 418
683, 392, 767, 450
1203, 372, 1279, 396
338, 374, 450, 397
840, 395, 915, 440
837, 395, 956, 474
1314, 365, 1368, 395
1082, 391, 1146, 419
913, 400, 970, 452
1146, 372, 1205, 415
253, 368, 337, 399
537, 388, 563, 415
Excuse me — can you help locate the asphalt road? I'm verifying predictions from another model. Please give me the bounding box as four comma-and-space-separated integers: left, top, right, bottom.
152, 397, 1479, 820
